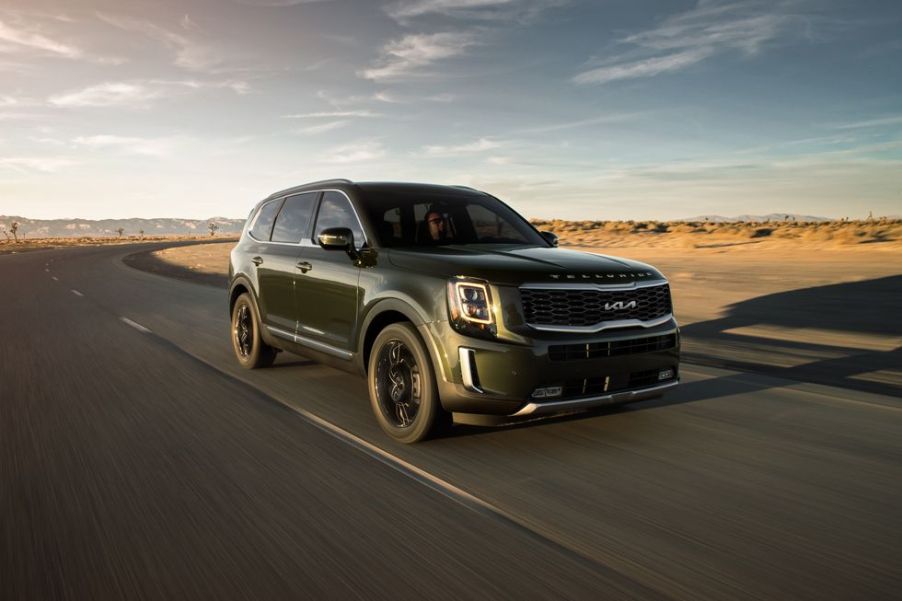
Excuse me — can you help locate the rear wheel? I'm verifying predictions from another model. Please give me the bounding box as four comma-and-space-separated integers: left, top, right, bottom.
231, 292, 276, 369
368, 323, 450, 443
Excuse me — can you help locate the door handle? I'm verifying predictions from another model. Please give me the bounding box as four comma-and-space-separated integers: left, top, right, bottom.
251, 256, 263, 266
296, 261, 313, 273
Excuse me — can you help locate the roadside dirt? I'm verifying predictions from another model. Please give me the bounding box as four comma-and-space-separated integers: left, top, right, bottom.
138, 238, 901, 323
129, 238, 902, 396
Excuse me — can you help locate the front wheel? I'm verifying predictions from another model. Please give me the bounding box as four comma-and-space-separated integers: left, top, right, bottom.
231, 292, 277, 369
367, 323, 450, 443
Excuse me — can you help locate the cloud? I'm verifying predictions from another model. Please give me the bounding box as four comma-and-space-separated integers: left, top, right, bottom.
48, 79, 250, 108
514, 112, 645, 134
231, 0, 332, 6
574, 1, 801, 85
72, 135, 183, 157
49, 83, 161, 108
294, 120, 348, 134
831, 115, 902, 130
360, 32, 478, 81
424, 137, 502, 155
385, 0, 565, 23
320, 140, 386, 163
282, 110, 380, 118
573, 48, 712, 85
0, 18, 82, 59
0, 156, 76, 172
316, 89, 454, 107
97, 13, 218, 71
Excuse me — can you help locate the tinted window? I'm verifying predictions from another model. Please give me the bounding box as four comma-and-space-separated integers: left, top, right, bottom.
249, 199, 283, 241
313, 191, 365, 249
467, 204, 522, 241
271, 192, 317, 243
360, 191, 547, 248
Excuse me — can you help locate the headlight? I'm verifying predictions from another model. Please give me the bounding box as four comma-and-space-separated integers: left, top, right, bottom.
448, 278, 497, 337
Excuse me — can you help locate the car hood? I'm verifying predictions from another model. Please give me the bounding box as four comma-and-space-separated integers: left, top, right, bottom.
386, 245, 665, 286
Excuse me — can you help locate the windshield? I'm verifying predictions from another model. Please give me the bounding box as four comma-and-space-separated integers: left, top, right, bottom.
360, 190, 548, 248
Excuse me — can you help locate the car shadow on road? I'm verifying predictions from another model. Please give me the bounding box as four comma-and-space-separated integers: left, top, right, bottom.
677, 274, 901, 400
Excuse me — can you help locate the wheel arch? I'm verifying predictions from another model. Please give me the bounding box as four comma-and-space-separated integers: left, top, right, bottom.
229, 275, 256, 315
358, 299, 428, 374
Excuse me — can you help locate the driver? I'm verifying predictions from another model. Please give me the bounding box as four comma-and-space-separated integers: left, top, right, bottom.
424, 210, 449, 241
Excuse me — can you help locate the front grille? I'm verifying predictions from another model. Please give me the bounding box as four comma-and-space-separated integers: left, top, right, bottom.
520, 283, 672, 328
549, 333, 677, 361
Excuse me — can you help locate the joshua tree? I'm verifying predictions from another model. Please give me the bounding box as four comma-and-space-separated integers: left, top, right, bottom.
10, 221, 19, 243
208, 222, 219, 237
116, 227, 125, 238
138, 229, 145, 240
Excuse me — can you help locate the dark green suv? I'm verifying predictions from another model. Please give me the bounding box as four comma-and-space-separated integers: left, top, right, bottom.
229, 180, 679, 442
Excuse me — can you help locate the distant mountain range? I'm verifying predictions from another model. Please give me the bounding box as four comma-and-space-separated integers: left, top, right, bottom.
0, 216, 245, 238
677, 213, 832, 223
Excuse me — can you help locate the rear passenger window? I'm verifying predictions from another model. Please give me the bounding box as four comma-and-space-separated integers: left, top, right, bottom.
313, 191, 365, 249
249, 199, 283, 241
271, 192, 317, 243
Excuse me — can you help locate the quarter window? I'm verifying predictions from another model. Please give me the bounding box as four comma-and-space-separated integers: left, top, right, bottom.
271, 192, 317, 243
249, 199, 283, 241
313, 191, 365, 249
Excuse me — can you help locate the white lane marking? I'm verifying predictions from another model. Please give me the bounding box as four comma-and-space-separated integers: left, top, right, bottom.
70, 289, 84, 297
287, 404, 498, 514
120, 317, 152, 334
44, 268, 49, 272
51, 276, 58, 281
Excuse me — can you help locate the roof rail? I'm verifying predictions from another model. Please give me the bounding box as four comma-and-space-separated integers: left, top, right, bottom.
450, 185, 484, 193
265, 178, 353, 200
303, 178, 353, 187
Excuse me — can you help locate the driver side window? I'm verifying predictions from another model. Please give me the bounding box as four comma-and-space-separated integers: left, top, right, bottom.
314, 191, 365, 249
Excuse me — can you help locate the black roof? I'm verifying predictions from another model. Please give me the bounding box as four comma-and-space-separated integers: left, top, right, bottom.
264, 179, 486, 202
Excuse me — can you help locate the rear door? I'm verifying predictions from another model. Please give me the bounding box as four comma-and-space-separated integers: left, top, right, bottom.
256, 192, 319, 334
295, 191, 365, 355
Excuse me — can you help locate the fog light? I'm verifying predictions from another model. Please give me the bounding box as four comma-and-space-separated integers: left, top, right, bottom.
658, 368, 674, 381
531, 386, 563, 399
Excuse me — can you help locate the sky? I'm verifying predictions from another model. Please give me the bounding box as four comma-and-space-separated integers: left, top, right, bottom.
1, 0, 900, 221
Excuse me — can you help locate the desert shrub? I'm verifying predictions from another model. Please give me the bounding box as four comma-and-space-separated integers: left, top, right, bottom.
750, 228, 773, 238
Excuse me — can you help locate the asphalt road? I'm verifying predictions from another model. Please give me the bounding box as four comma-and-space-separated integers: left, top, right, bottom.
2, 243, 901, 600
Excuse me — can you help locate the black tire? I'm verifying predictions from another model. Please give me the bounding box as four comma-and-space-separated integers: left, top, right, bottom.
231, 292, 277, 369
367, 322, 450, 443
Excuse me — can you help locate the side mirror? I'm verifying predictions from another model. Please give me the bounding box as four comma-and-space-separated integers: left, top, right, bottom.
318, 227, 353, 250
540, 231, 559, 247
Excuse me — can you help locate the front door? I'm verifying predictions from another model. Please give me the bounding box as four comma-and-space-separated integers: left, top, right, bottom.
257, 192, 319, 335
295, 191, 365, 354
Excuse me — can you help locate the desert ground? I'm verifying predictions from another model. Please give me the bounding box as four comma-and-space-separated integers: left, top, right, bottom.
141, 218, 901, 324
134, 219, 901, 393
0, 234, 236, 255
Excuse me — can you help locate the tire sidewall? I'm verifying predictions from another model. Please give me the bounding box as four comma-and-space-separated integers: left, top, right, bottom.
367, 323, 441, 443
231, 292, 267, 369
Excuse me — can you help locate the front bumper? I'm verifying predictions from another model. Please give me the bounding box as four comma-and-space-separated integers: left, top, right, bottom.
419, 319, 680, 416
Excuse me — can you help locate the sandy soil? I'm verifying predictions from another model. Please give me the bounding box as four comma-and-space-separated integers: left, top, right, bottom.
0, 235, 238, 255
531, 218, 902, 251
145, 237, 901, 325
132, 234, 901, 394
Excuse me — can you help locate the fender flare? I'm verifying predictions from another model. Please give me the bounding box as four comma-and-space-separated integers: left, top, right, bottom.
228, 274, 258, 314
356, 298, 435, 370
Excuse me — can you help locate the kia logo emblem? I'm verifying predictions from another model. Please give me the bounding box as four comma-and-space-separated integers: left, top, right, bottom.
605, 300, 637, 311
